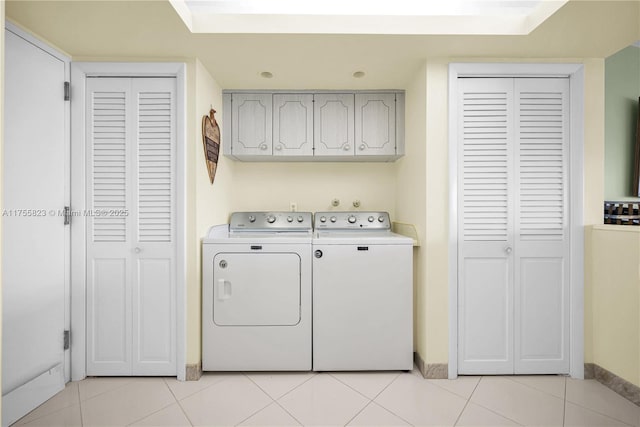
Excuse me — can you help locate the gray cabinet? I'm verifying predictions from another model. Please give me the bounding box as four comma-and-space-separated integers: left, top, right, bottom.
230, 93, 272, 158
313, 94, 355, 157
223, 90, 404, 162
355, 93, 396, 157
273, 94, 313, 158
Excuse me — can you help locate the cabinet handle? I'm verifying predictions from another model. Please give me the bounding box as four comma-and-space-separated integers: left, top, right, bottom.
260, 143, 268, 150
359, 144, 366, 151
343, 144, 351, 151
276, 144, 283, 151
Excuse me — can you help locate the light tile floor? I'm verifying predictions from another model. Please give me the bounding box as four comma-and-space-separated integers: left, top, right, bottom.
13, 366, 640, 427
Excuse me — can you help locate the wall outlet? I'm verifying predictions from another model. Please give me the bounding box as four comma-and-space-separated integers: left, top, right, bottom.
290, 202, 297, 212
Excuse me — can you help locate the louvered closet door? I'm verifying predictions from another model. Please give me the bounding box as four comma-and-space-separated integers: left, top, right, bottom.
458, 78, 515, 374
457, 77, 570, 375
86, 77, 176, 376
514, 78, 569, 374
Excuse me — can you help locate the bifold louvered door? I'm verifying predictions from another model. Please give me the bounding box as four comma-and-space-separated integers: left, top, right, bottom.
86, 77, 176, 376
457, 77, 570, 375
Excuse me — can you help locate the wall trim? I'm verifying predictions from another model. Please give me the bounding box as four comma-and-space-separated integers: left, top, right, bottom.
585, 363, 640, 406
448, 62, 585, 379
70, 62, 187, 381
414, 353, 448, 379
185, 362, 202, 381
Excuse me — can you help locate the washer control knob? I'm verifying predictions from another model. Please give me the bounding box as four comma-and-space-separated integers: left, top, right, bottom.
368, 216, 374, 222
348, 215, 357, 224
297, 216, 304, 223
267, 215, 276, 224
248, 215, 256, 223
330, 216, 337, 223
287, 216, 293, 223
320, 216, 327, 223
378, 216, 385, 223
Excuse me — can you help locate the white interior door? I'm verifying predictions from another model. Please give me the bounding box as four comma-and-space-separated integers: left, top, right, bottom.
86, 77, 177, 376
458, 77, 570, 375
2, 27, 69, 426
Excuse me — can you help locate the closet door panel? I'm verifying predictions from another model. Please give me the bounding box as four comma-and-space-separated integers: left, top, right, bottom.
457, 78, 515, 375
514, 78, 570, 374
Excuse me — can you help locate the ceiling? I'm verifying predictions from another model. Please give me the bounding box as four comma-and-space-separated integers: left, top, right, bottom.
172, 0, 566, 35
5, 0, 640, 89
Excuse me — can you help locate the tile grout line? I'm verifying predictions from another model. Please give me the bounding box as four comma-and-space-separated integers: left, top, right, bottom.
123, 379, 185, 427
502, 375, 566, 400
362, 371, 416, 427
268, 371, 318, 401
461, 377, 524, 427
168, 373, 239, 402
452, 375, 482, 426
564, 380, 639, 427
327, 371, 402, 402
14, 383, 82, 426
239, 372, 305, 426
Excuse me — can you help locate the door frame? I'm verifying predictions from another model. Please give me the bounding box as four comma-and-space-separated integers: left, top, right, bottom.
447, 63, 585, 379
70, 62, 187, 381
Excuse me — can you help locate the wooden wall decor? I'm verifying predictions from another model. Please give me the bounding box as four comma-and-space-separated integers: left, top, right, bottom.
202, 108, 221, 184
634, 97, 640, 196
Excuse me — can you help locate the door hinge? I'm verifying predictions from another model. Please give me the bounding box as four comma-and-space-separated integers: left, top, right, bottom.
63, 206, 71, 225
64, 81, 70, 101
63, 330, 70, 350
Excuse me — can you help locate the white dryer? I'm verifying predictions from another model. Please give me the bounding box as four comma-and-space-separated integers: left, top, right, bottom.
312, 211, 413, 371
202, 212, 312, 371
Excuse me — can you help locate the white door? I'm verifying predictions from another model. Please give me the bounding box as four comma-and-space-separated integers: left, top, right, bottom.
86, 77, 177, 376
457, 77, 570, 375
273, 94, 313, 157
355, 93, 396, 156
313, 94, 354, 156
2, 27, 69, 426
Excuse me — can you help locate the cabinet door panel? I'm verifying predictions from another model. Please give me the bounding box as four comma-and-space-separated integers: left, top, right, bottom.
273, 94, 313, 157
314, 94, 354, 156
232, 93, 272, 156
355, 93, 396, 156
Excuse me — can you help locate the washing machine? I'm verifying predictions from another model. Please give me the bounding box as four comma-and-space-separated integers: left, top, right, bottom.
202, 211, 312, 371
312, 211, 413, 371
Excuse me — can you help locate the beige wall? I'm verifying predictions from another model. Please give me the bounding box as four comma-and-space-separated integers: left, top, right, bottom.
230, 162, 397, 215
395, 64, 427, 355
589, 226, 640, 387
189, 59, 231, 365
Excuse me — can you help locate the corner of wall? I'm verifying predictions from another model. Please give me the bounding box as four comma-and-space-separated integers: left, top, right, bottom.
187, 58, 232, 367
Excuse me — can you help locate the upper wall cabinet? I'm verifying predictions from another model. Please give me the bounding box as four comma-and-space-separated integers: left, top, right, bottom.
273, 94, 313, 158
229, 93, 272, 157
314, 94, 355, 157
223, 90, 405, 162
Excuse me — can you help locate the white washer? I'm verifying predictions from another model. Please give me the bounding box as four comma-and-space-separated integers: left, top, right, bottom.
202, 212, 312, 371
313, 211, 413, 371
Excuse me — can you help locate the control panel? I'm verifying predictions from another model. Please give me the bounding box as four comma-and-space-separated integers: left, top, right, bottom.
314, 211, 391, 230
230, 212, 313, 231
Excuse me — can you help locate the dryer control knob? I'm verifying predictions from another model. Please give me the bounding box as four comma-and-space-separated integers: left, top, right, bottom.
287, 216, 293, 222
297, 216, 304, 223
330, 216, 337, 223
378, 216, 385, 223
348, 215, 357, 224
248, 215, 256, 223
320, 216, 327, 223
267, 215, 276, 224
368, 216, 374, 222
